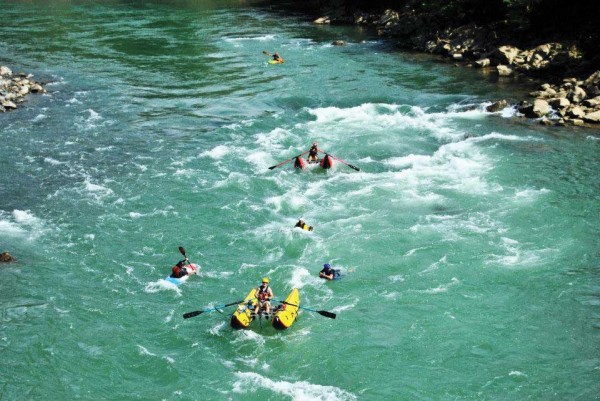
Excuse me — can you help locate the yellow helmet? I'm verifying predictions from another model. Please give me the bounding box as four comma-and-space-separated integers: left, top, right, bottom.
262, 277, 270, 283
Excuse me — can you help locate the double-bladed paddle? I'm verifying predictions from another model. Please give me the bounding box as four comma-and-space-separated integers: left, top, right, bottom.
274, 299, 336, 319
327, 154, 361, 171
268, 150, 310, 170
178, 246, 190, 264
183, 300, 245, 319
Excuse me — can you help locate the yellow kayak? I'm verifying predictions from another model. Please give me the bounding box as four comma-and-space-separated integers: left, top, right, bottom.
230, 288, 258, 329
272, 288, 300, 330
267, 59, 284, 64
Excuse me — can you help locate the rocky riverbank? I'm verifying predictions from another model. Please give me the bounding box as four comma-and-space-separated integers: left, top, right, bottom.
0, 65, 46, 112
310, 6, 600, 128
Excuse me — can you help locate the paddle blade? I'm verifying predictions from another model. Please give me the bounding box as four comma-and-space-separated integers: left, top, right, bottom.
178, 246, 186, 256
183, 310, 203, 319
318, 310, 336, 319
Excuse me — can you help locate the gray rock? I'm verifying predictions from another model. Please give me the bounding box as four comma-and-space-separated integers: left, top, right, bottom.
549, 97, 571, 108
495, 45, 520, 65
519, 99, 550, 117
567, 86, 587, 103
568, 106, 586, 118
583, 110, 600, 123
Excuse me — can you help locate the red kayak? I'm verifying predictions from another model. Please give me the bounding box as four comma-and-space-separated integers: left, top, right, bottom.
320, 154, 333, 169
293, 155, 333, 170
294, 156, 306, 169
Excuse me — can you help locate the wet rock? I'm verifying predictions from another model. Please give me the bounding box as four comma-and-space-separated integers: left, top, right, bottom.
519, 99, 550, 118
332, 40, 346, 46
313, 16, 330, 24
475, 58, 490, 68
486, 99, 508, 112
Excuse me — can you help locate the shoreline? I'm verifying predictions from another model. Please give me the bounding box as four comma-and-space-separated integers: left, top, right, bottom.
265, 1, 600, 129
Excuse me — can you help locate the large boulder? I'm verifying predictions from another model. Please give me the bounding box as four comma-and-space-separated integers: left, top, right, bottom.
0, 252, 14, 262
497, 64, 513, 76
519, 99, 550, 118
583, 110, 600, 123
494, 46, 521, 65
567, 86, 587, 103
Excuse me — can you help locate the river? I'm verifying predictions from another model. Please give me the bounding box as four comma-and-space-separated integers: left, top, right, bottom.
1, 1, 599, 400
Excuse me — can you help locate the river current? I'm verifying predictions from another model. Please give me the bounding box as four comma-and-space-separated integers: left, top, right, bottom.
1, 1, 599, 400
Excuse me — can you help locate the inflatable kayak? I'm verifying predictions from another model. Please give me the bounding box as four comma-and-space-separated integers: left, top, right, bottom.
272, 288, 300, 330
294, 156, 306, 169
230, 288, 258, 329
320, 154, 333, 169
293, 155, 333, 170
164, 263, 199, 285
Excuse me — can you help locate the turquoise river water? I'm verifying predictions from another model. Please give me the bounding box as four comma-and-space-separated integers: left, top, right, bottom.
1, 1, 599, 400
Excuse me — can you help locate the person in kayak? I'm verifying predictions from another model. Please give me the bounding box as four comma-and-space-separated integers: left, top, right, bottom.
295, 219, 313, 231
254, 277, 274, 316
307, 142, 320, 163
170, 258, 189, 279
319, 263, 339, 280
272, 52, 283, 63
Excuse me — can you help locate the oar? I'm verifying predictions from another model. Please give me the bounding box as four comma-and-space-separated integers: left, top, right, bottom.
183, 300, 245, 319
274, 299, 336, 319
327, 154, 361, 171
268, 150, 310, 170
262, 50, 271, 56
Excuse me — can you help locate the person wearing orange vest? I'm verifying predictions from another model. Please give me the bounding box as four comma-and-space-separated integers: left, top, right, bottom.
254, 277, 274, 316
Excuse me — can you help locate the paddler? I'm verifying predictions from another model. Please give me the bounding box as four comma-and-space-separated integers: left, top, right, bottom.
170, 258, 189, 279
295, 219, 313, 231
307, 142, 320, 163
254, 277, 274, 316
272, 51, 283, 63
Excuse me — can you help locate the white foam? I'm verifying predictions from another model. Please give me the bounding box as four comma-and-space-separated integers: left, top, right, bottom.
418, 277, 460, 294
144, 280, 182, 296
199, 145, 231, 159
43, 157, 65, 165
224, 34, 276, 43
12, 210, 41, 226
233, 371, 357, 401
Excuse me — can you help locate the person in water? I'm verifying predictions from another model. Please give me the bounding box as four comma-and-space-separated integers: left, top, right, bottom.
295, 219, 313, 231
254, 277, 274, 316
307, 142, 320, 163
319, 263, 338, 280
170, 258, 189, 279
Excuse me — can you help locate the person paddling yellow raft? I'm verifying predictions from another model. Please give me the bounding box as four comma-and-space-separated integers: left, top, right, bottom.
263, 50, 284, 64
